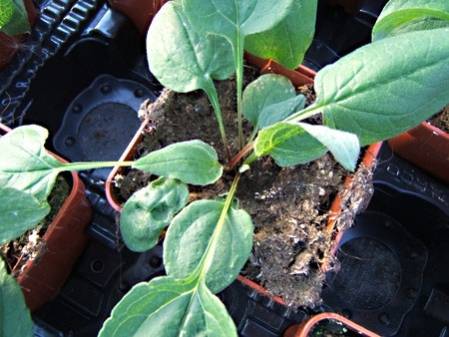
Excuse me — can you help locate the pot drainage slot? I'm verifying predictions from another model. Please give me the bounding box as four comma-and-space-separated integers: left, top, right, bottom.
322, 211, 428, 336
54, 74, 157, 181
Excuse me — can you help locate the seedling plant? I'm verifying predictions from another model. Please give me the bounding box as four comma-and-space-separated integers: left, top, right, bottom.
1, 0, 449, 336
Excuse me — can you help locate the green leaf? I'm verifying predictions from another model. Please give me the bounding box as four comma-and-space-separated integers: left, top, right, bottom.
133, 140, 223, 186
98, 277, 237, 337
0, 259, 34, 337
0, 188, 50, 244
246, 0, 318, 69
243, 74, 305, 131
311, 27, 449, 145
164, 199, 254, 293
0, 125, 63, 202
183, 0, 295, 44
255, 122, 359, 170
298, 123, 360, 171
0, 0, 30, 36
147, 2, 233, 93
372, 0, 449, 40
120, 178, 189, 252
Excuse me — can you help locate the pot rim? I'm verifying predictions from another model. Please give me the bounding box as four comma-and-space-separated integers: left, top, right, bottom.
294, 312, 381, 337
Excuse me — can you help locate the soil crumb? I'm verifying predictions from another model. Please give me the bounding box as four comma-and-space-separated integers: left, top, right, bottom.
114, 72, 375, 308
0, 175, 70, 275
430, 105, 449, 133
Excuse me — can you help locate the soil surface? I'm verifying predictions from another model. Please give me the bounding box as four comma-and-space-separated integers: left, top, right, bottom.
0, 175, 70, 276
310, 319, 359, 336
113, 71, 375, 308
430, 105, 449, 133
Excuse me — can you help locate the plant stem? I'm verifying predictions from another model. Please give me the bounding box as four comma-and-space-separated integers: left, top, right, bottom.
200, 174, 240, 277
235, 37, 245, 149
285, 103, 323, 123
242, 152, 257, 167
227, 142, 253, 171
204, 82, 231, 160
57, 160, 133, 172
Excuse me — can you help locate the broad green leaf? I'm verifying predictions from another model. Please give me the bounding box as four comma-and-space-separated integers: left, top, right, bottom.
243, 74, 305, 130
246, 0, 318, 69
0, 188, 50, 244
0, 0, 30, 35
120, 178, 189, 252
133, 140, 223, 186
164, 199, 254, 293
182, 0, 295, 88
0, 259, 34, 337
183, 0, 295, 43
255, 122, 359, 170
0, 125, 63, 202
311, 27, 449, 145
98, 277, 237, 337
147, 2, 233, 93
372, 0, 449, 40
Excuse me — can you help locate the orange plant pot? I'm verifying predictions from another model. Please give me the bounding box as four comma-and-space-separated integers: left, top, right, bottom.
104, 62, 380, 312
285, 313, 381, 337
108, 0, 168, 35
389, 122, 449, 183
0, 123, 92, 311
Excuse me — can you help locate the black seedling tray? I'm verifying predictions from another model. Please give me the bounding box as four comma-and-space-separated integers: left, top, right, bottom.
322, 144, 449, 337
304, 0, 388, 70
4, 1, 449, 336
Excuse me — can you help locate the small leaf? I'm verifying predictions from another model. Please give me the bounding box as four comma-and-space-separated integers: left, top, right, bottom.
314, 27, 449, 145
120, 178, 189, 252
246, 0, 318, 69
0, 125, 63, 202
372, 0, 449, 40
164, 199, 254, 293
0, 0, 30, 36
298, 123, 360, 171
255, 122, 360, 171
98, 277, 237, 337
0, 188, 50, 244
0, 259, 34, 337
133, 140, 223, 186
147, 2, 233, 93
243, 74, 305, 130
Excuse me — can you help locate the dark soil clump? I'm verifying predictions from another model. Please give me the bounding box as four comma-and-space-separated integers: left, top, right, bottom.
310, 319, 360, 336
113, 73, 375, 308
430, 105, 449, 133
1, 175, 70, 275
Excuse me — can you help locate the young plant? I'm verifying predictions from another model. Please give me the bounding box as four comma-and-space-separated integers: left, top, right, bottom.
1, 0, 449, 336
0, 0, 30, 36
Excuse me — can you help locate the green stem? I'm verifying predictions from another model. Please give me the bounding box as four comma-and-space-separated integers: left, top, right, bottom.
57, 160, 133, 172
234, 37, 245, 149
242, 152, 257, 167
204, 81, 230, 160
285, 103, 323, 123
200, 174, 240, 277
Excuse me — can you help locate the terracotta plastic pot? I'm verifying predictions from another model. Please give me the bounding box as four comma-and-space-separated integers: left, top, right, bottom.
105, 63, 381, 272
0, 123, 92, 311
284, 313, 381, 337
389, 122, 449, 184
108, 0, 168, 35
0, 0, 37, 70
104, 47, 380, 334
